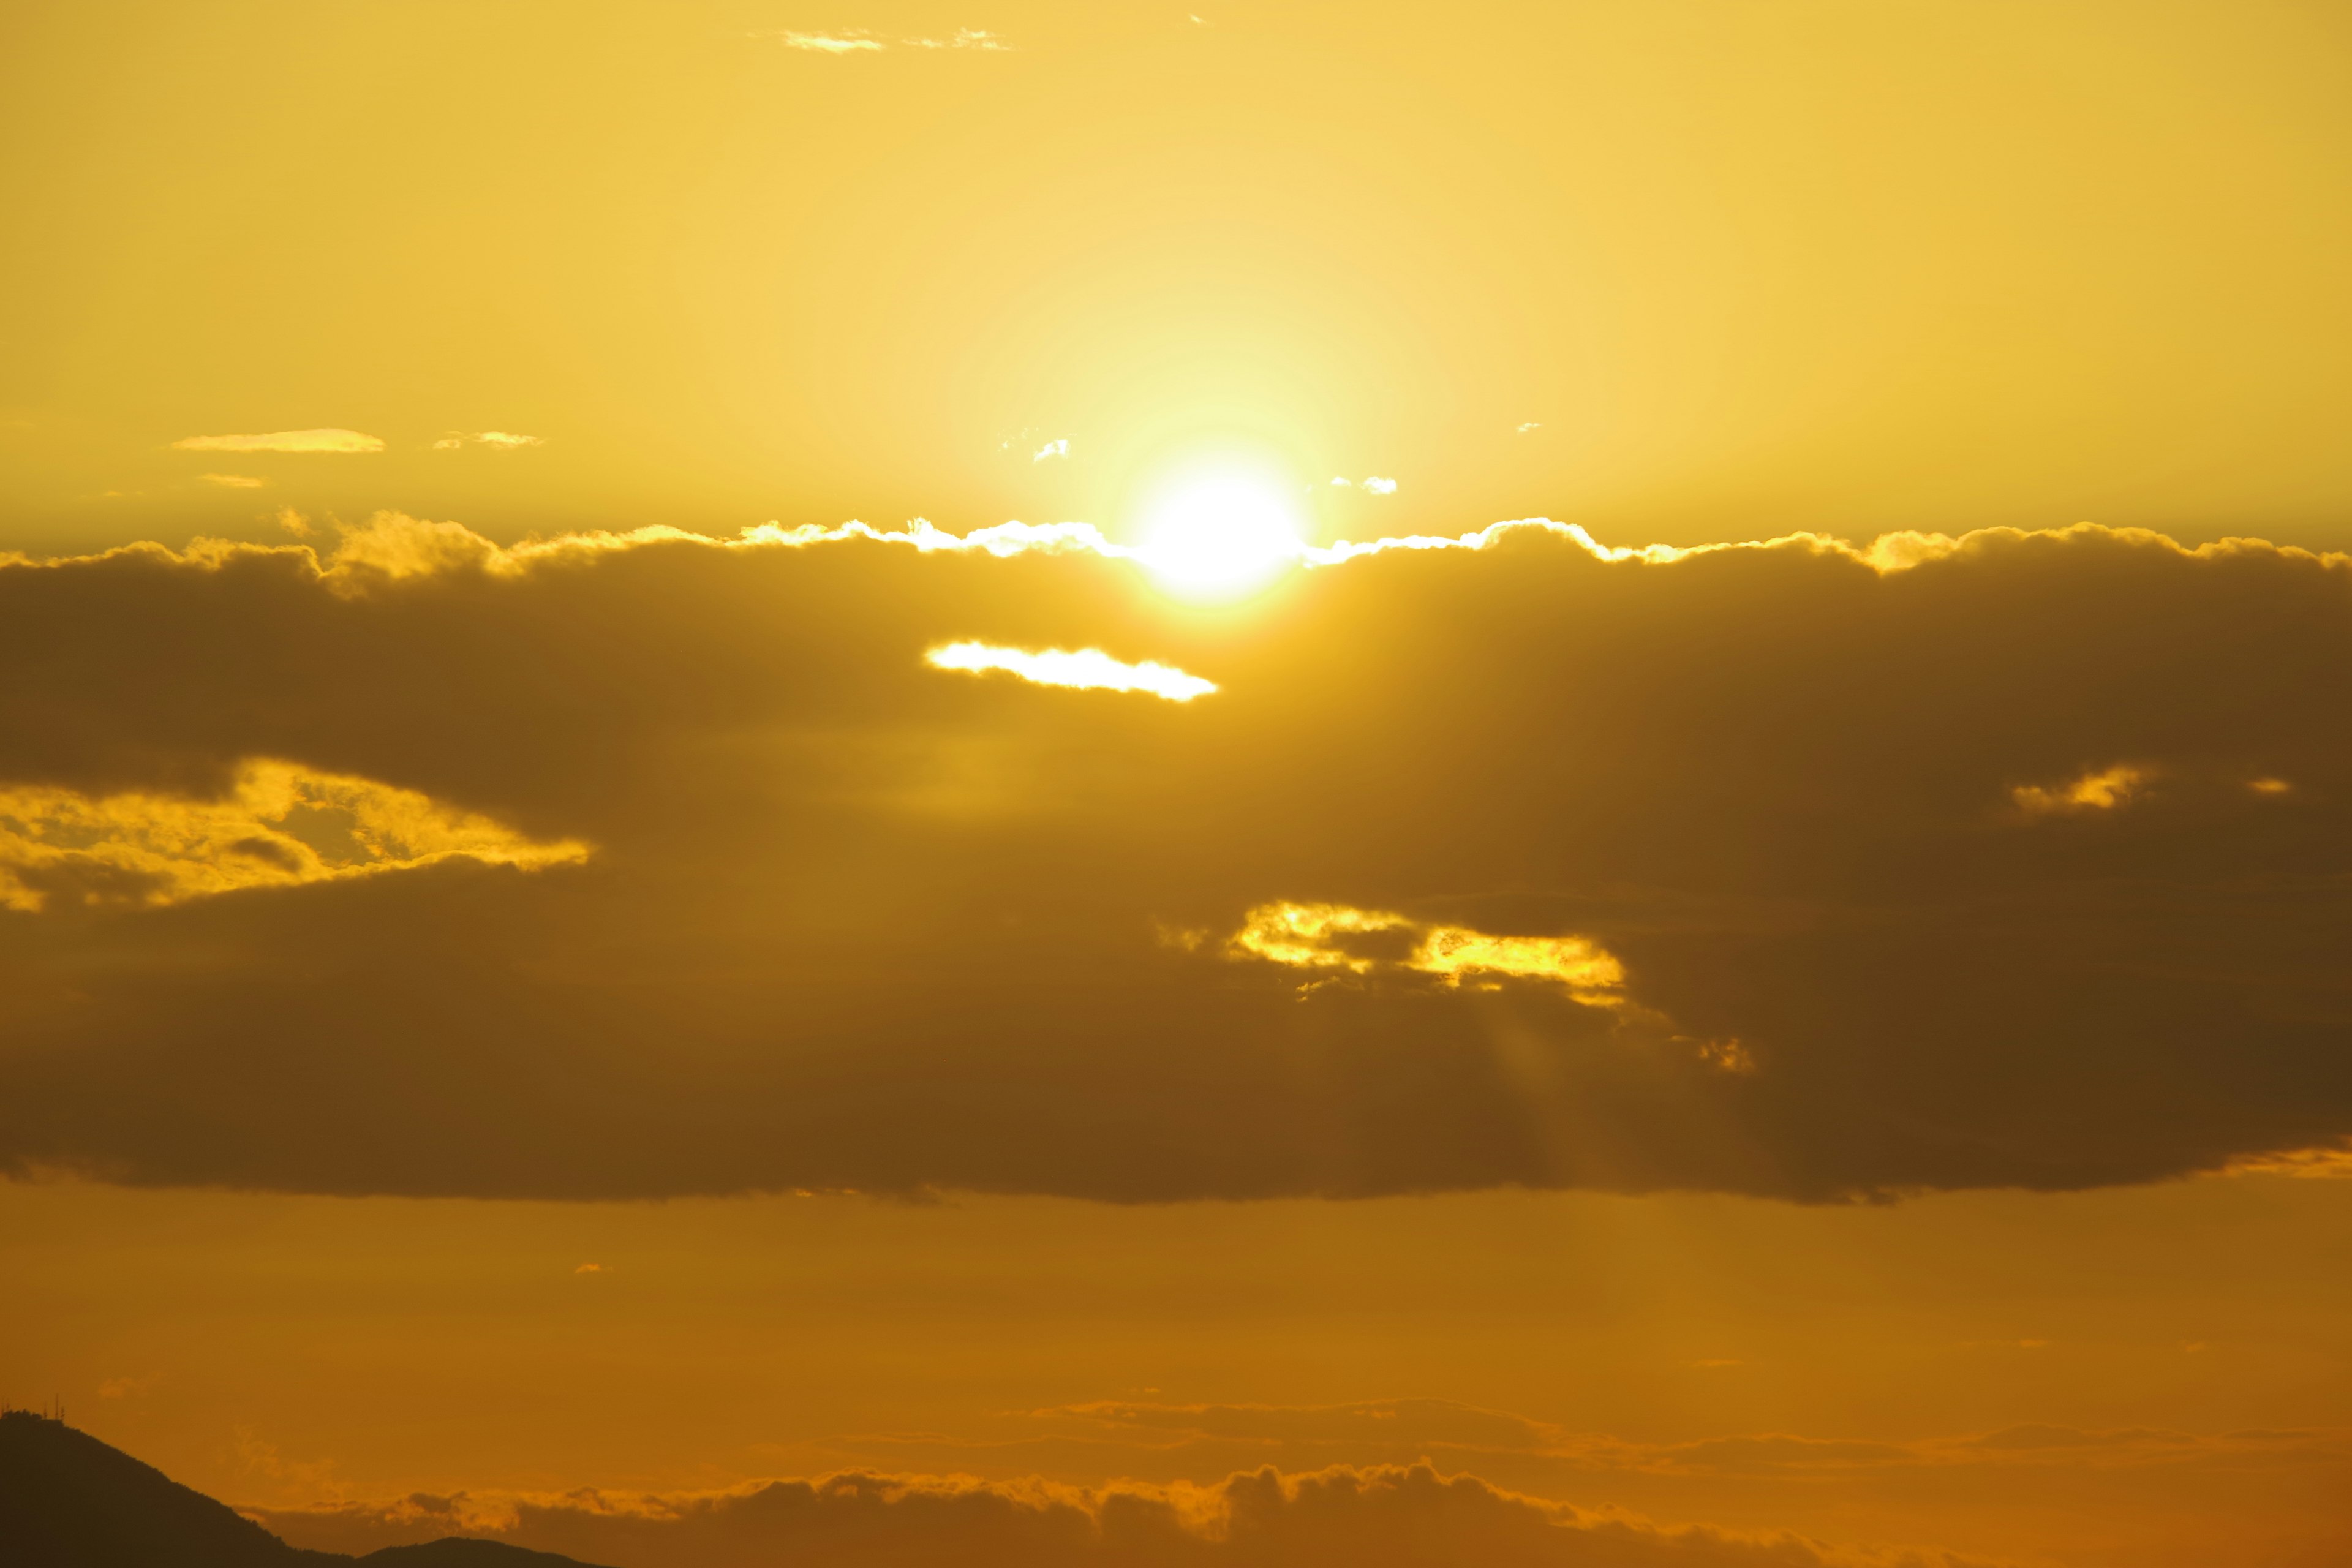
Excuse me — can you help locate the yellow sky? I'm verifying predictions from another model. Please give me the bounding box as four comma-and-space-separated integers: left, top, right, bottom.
4, 1, 2351, 554
4, 6, 2352, 1568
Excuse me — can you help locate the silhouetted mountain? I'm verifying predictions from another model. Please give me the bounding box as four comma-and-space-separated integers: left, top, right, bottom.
0, 1411, 613, 1568
357, 1545, 610, 1568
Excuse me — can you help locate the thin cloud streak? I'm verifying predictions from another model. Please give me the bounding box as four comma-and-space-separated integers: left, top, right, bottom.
925, 641, 1216, 702
171, 429, 384, 454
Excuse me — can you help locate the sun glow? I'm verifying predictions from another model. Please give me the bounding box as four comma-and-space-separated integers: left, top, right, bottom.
1132, 470, 1304, 597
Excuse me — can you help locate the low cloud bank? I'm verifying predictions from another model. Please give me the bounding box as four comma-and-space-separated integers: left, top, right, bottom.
253, 1461, 1959, 1568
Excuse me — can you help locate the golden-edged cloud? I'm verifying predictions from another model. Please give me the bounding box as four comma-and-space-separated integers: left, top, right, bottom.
2011, 765, 2146, 816
201, 473, 268, 489
1226, 902, 1623, 1001
170, 429, 384, 454
0, 760, 587, 913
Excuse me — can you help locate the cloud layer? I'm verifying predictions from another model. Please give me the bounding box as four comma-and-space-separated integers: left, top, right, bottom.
252, 1461, 1960, 1568
1, 516, 2349, 1200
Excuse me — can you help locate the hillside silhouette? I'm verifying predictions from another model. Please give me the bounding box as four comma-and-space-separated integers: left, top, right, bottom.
0, 1411, 612, 1568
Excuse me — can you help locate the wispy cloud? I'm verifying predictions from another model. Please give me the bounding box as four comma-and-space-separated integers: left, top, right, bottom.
1032, 438, 1069, 462
906, 28, 1012, 50
435, 431, 545, 450
1331, 475, 1397, 494
769, 29, 883, 53
925, 641, 1215, 703
172, 429, 383, 454
201, 473, 268, 489
762, 26, 1011, 54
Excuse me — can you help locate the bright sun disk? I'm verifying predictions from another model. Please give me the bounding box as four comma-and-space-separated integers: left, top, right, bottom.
1134, 473, 1303, 596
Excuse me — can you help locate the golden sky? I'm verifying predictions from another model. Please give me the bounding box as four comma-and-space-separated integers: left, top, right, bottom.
3, 4, 2350, 1567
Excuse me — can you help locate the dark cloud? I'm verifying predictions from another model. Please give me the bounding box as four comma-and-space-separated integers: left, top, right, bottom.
251, 1461, 1959, 1568
2, 517, 2350, 1200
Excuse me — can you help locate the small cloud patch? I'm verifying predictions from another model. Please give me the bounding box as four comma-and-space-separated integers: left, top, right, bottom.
771, 30, 883, 52
907, 28, 1011, 50
435, 431, 544, 450
201, 473, 268, 488
765, 28, 1008, 53
1033, 438, 1069, 462
1227, 901, 1624, 1002
925, 641, 1216, 703
2013, 764, 2146, 816
172, 429, 383, 454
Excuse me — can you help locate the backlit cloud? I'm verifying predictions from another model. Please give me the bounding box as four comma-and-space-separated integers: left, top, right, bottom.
925, 641, 1216, 702
201, 473, 268, 488
0, 760, 588, 913
170, 429, 384, 454
1226, 902, 1624, 1001
1034, 438, 1070, 462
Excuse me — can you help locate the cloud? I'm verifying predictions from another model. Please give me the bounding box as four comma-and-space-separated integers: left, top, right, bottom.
1224, 902, 1626, 1003
201, 473, 268, 489
0, 758, 589, 913
926, 641, 1218, 703
170, 429, 383, 454
769, 31, 884, 53
248, 1461, 1959, 1568
1360, 477, 1397, 495
1518, 423, 1542, 434
2, 518, 2351, 1200
1035, 439, 1071, 462
437, 431, 546, 450
2220, 1139, 2352, 1178
2011, 764, 2146, 816
907, 28, 1013, 51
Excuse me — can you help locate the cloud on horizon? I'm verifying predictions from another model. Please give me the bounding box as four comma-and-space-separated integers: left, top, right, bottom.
1, 516, 2350, 1201
249, 1460, 1971, 1568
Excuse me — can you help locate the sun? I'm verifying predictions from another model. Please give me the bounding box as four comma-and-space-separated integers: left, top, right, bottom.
1132, 469, 1304, 597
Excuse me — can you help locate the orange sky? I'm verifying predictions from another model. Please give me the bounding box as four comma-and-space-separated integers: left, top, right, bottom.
3, 5, 2350, 1567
